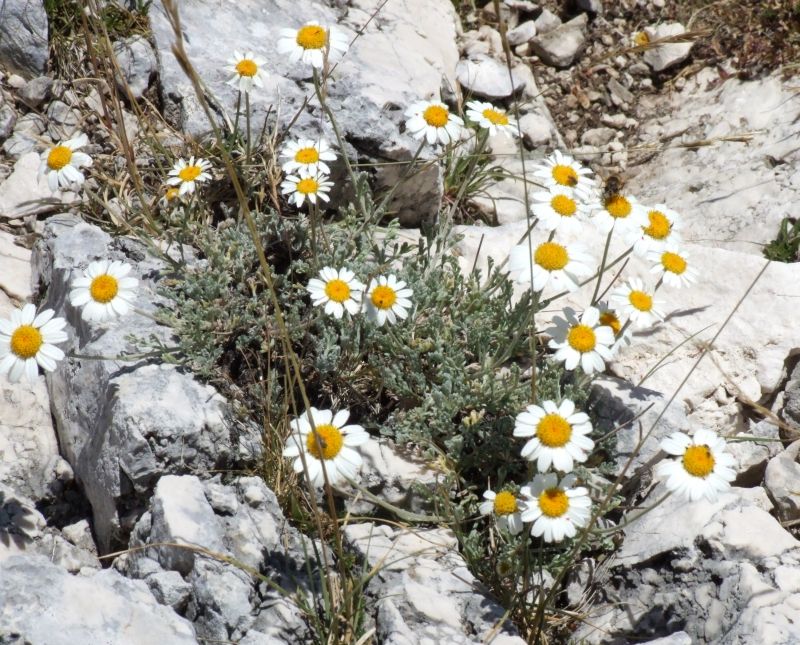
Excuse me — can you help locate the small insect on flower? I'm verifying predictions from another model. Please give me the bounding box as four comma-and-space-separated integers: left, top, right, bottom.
227, 51, 268, 94
404, 100, 464, 146
520, 473, 592, 543
282, 407, 370, 487
464, 100, 518, 138
596, 300, 632, 354
69, 260, 138, 322
365, 275, 413, 326
547, 306, 615, 374
532, 150, 595, 199
280, 171, 334, 208
280, 138, 337, 176
514, 399, 595, 473
532, 186, 590, 236
648, 243, 698, 289
277, 22, 349, 69
39, 132, 93, 193
167, 157, 212, 196
480, 487, 526, 535
655, 429, 736, 503
306, 267, 364, 319
610, 277, 664, 328
0, 304, 68, 383
592, 183, 646, 234
626, 204, 683, 256
507, 239, 594, 293
158, 186, 181, 210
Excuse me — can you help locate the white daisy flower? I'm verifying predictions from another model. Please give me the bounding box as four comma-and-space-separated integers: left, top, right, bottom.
280, 171, 333, 208
591, 192, 646, 234
282, 407, 370, 487
507, 240, 594, 293
364, 275, 413, 327
547, 306, 615, 374
166, 157, 212, 196
596, 300, 632, 354
655, 429, 736, 503
306, 267, 364, 319
626, 204, 683, 256
610, 278, 664, 329
69, 260, 138, 322
532, 186, 590, 236
280, 138, 337, 176
158, 186, 181, 210
404, 100, 464, 146
0, 304, 68, 383
39, 132, 93, 193
277, 22, 349, 69
479, 488, 525, 535
227, 51, 268, 94
464, 100, 518, 138
648, 243, 697, 289
513, 399, 595, 473
519, 473, 592, 543
532, 150, 595, 199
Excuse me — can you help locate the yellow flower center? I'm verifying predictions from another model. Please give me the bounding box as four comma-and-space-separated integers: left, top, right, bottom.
682, 444, 715, 478
599, 311, 621, 337
493, 491, 518, 516
643, 210, 671, 240
538, 488, 569, 518
296, 25, 327, 50
536, 414, 572, 448
423, 105, 449, 128
551, 164, 578, 187
89, 274, 119, 304
165, 187, 180, 201
633, 31, 650, 46
10, 325, 43, 359
178, 165, 202, 182
324, 279, 351, 303
47, 146, 73, 170
628, 290, 653, 312
482, 108, 509, 126
235, 59, 258, 77
295, 147, 320, 164
567, 324, 596, 353
296, 178, 319, 195
305, 424, 344, 460
550, 194, 577, 217
605, 194, 632, 219
534, 242, 569, 271
370, 285, 397, 310
661, 252, 687, 275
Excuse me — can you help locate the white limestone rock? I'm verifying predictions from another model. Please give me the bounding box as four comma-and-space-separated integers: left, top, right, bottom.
0, 152, 60, 219
530, 14, 587, 68
642, 22, 693, 73
764, 440, 800, 521
456, 55, 527, 99
0, 0, 49, 79
112, 35, 157, 99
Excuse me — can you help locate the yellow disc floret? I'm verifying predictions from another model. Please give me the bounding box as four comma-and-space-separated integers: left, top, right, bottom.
90, 274, 119, 304
536, 414, 572, 448
539, 488, 569, 518
493, 491, 518, 515
567, 324, 596, 353
370, 285, 397, 310
628, 290, 653, 312
296, 178, 319, 195
423, 105, 449, 128
235, 59, 258, 77
295, 147, 320, 164
682, 444, 715, 478
661, 252, 687, 275
296, 25, 327, 50
482, 108, 509, 126
551, 164, 578, 187
534, 242, 569, 271
605, 194, 632, 219
551, 194, 577, 217
306, 424, 344, 460
10, 325, 43, 359
325, 279, 351, 303
643, 210, 671, 240
178, 165, 202, 182
47, 146, 73, 171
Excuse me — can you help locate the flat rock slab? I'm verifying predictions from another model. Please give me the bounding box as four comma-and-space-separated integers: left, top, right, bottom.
0, 0, 49, 79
